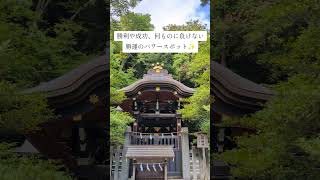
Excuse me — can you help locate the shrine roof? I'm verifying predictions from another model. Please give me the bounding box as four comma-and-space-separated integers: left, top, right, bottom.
120, 66, 195, 97
212, 61, 273, 100
125, 145, 174, 159
211, 61, 274, 115
22, 55, 274, 116
24, 55, 107, 97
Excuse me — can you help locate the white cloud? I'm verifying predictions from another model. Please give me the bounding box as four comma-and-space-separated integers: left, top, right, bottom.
132, 0, 209, 31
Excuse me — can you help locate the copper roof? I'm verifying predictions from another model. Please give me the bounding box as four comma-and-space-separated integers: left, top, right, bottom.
125, 145, 174, 159
211, 61, 274, 115
23, 56, 274, 115
120, 68, 195, 97
24, 56, 107, 97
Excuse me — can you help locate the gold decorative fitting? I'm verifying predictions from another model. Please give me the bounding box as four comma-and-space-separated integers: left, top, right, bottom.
154, 127, 161, 132
73, 114, 82, 122
153, 62, 163, 73
89, 94, 99, 104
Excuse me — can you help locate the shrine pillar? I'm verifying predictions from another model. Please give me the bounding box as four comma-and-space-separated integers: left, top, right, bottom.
120, 126, 131, 180
181, 127, 191, 180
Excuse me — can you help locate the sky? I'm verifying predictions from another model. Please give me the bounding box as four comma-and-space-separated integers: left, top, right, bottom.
132, 0, 210, 31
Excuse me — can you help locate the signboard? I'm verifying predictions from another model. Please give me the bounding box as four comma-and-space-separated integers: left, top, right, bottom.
197, 133, 209, 148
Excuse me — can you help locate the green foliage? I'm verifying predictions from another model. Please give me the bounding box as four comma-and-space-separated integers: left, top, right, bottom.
163, 20, 207, 31
212, 0, 320, 83
110, 7, 210, 137
218, 75, 320, 179
0, 81, 55, 134
0, 0, 110, 87
179, 39, 210, 134
109, 7, 156, 146
0, 143, 72, 180
0, 0, 93, 87
214, 1, 320, 179
119, 12, 154, 31
0, 0, 107, 178
172, 53, 193, 85
110, 52, 136, 104
110, 108, 134, 145
297, 137, 320, 161
111, 0, 142, 16
133, 53, 175, 78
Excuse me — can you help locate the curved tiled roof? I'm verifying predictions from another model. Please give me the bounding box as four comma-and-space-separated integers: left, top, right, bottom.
25, 56, 273, 115
24, 56, 108, 97
24, 56, 108, 109
211, 61, 274, 115
120, 68, 195, 97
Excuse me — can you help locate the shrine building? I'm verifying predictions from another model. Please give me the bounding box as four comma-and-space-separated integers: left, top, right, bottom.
17, 55, 274, 179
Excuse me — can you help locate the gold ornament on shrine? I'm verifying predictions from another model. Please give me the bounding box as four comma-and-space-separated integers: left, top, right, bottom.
154, 127, 161, 132
152, 62, 164, 73
89, 94, 99, 104
73, 114, 82, 122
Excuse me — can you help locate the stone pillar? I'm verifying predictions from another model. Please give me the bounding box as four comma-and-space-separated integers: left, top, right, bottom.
176, 113, 182, 133
132, 163, 136, 180
181, 127, 191, 180
164, 159, 168, 180
120, 126, 131, 180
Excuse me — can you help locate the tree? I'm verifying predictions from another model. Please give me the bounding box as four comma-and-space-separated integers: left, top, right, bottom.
119, 12, 154, 31
0, 81, 69, 179
110, 108, 134, 145
0, 81, 54, 134
0, 0, 109, 178
110, 0, 142, 16
163, 20, 207, 31
214, 1, 320, 179
0, 143, 72, 180
218, 75, 320, 179
179, 38, 210, 135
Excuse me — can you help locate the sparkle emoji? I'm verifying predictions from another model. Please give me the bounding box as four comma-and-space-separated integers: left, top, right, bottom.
190, 42, 195, 50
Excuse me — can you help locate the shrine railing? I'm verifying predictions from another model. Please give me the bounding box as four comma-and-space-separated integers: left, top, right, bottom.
130, 132, 180, 150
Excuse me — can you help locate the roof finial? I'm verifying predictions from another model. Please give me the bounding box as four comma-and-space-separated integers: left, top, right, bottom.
153, 62, 164, 73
